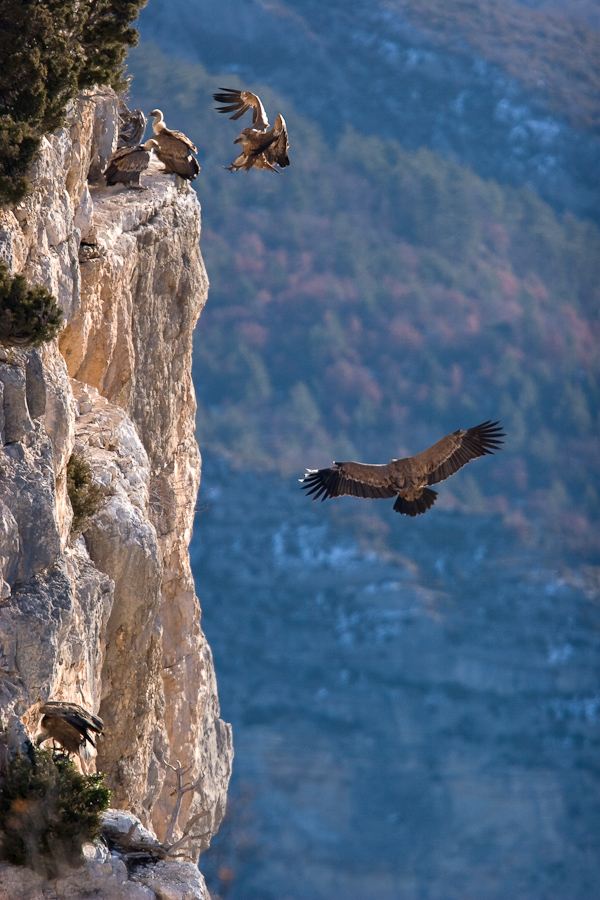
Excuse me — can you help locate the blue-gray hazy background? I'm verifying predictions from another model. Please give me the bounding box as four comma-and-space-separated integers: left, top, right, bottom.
128, 1, 599, 897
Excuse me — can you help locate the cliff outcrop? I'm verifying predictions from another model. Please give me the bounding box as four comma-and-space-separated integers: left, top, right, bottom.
0, 87, 232, 865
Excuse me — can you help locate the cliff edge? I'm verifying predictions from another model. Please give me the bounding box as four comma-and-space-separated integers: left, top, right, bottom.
0, 88, 232, 862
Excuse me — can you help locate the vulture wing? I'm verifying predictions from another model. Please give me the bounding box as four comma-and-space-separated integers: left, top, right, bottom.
107, 146, 148, 172
264, 114, 290, 168
105, 145, 152, 185
300, 461, 399, 501
40, 701, 104, 746
152, 132, 200, 179
158, 129, 197, 154
214, 88, 270, 130
117, 105, 147, 148
418, 420, 505, 485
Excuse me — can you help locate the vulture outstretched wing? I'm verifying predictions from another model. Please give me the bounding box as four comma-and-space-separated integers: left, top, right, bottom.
423, 420, 505, 485
301, 463, 398, 501
213, 88, 270, 130
117, 102, 147, 148
300, 420, 505, 517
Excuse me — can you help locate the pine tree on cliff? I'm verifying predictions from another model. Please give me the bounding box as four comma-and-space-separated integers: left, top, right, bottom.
0, 0, 147, 207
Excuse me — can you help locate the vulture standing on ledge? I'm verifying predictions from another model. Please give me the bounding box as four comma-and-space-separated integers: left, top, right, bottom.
213, 88, 290, 173
300, 421, 505, 517
36, 701, 104, 756
104, 139, 158, 188
149, 109, 200, 180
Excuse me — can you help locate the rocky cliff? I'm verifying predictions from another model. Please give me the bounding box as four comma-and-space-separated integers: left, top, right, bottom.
0, 87, 232, 863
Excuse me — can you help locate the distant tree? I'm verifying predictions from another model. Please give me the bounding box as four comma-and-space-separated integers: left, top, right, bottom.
0, 0, 147, 206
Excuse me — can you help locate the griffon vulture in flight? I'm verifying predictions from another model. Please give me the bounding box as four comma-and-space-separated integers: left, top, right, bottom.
149, 109, 200, 180
104, 139, 158, 188
213, 88, 290, 173
36, 701, 104, 756
300, 421, 504, 517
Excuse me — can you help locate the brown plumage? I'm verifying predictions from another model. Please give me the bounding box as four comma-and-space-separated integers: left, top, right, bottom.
36, 702, 104, 756
300, 421, 505, 517
117, 101, 147, 148
213, 88, 290, 173
104, 139, 158, 188
149, 109, 200, 180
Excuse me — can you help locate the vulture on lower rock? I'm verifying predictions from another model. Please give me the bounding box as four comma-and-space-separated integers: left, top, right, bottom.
300, 421, 505, 517
213, 88, 290, 173
104, 139, 158, 188
149, 109, 200, 180
36, 701, 104, 756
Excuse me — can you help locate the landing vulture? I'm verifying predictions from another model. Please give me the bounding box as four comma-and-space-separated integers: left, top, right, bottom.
37, 701, 104, 756
300, 421, 504, 517
104, 139, 158, 188
117, 101, 147, 148
213, 88, 290, 173
149, 109, 200, 180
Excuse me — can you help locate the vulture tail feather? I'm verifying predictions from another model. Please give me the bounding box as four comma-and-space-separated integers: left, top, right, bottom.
394, 489, 438, 517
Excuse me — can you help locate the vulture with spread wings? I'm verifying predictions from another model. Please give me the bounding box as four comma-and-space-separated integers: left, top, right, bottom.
213, 88, 290, 173
36, 701, 104, 756
300, 421, 504, 516
117, 101, 147, 148
149, 109, 200, 180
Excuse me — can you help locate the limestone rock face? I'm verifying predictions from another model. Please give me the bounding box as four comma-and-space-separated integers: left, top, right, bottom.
0, 809, 210, 900
0, 88, 232, 860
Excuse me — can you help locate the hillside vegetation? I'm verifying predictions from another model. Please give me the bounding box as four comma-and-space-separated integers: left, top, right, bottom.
129, 45, 599, 558
389, 0, 600, 133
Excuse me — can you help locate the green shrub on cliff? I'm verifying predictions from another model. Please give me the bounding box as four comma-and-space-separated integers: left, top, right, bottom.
0, 0, 148, 207
0, 260, 63, 348
67, 454, 105, 534
0, 747, 110, 877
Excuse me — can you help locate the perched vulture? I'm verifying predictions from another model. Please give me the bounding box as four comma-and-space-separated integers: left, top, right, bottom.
117, 101, 147, 148
149, 109, 200, 180
36, 701, 104, 756
213, 88, 290, 173
300, 421, 505, 517
104, 139, 158, 188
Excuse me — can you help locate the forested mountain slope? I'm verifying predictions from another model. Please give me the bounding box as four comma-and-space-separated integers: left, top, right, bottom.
387, 0, 599, 132
129, 45, 599, 560
125, 10, 599, 898
136, 0, 600, 221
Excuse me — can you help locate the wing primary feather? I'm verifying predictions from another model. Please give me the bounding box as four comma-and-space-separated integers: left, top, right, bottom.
427, 420, 505, 485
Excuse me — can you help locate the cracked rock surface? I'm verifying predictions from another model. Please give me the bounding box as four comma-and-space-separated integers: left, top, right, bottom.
0, 87, 232, 866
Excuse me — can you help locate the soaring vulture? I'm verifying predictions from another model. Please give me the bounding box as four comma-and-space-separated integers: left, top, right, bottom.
300, 421, 505, 517
36, 702, 104, 756
117, 101, 147, 148
104, 139, 158, 188
149, 109, 200, 180
213, 88, 290, 173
